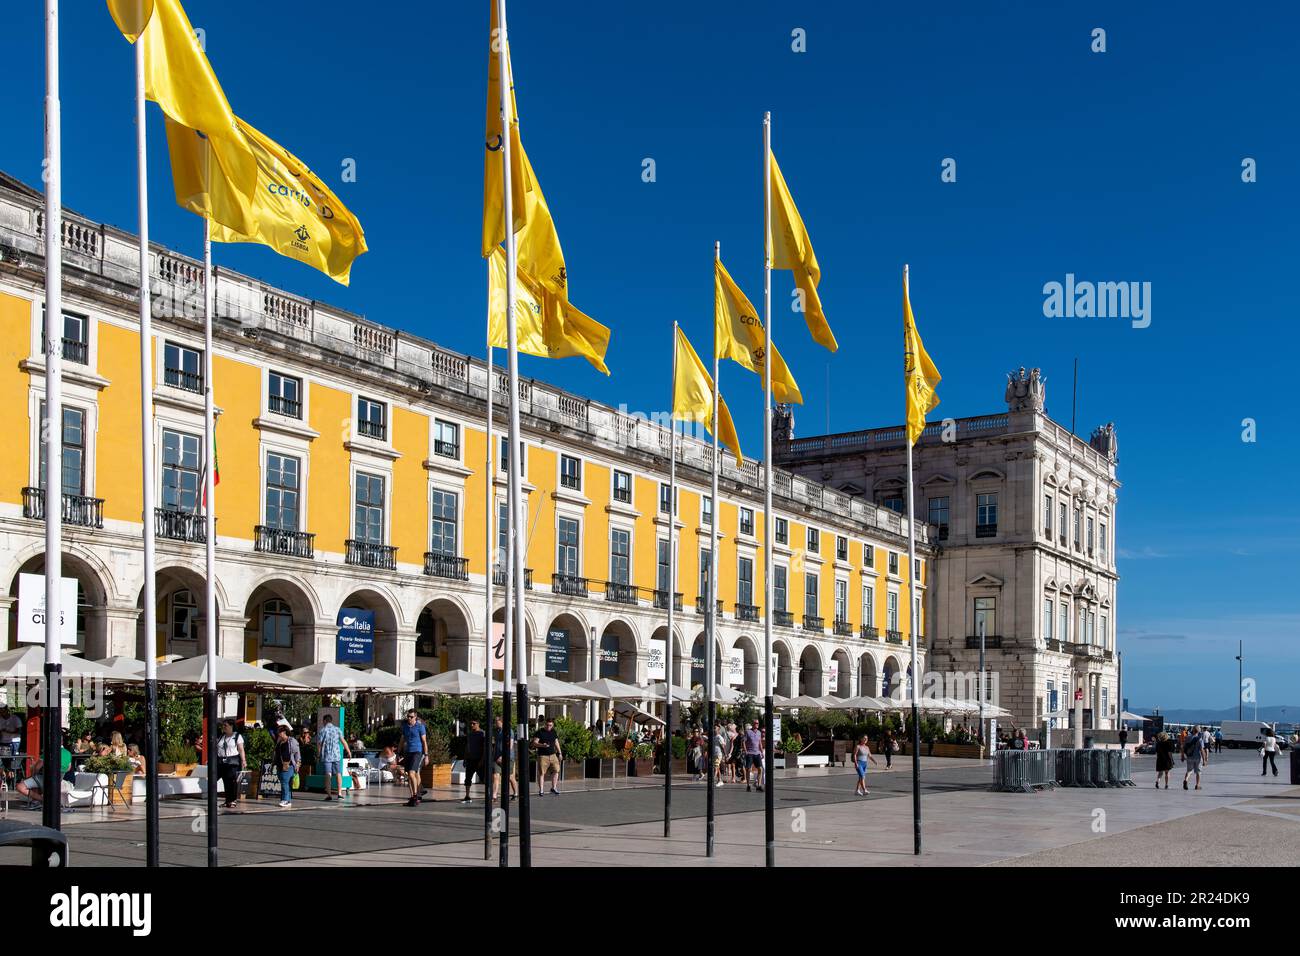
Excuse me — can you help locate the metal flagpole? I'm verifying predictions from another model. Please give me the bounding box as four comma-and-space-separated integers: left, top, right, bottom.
202, 219, 218, 866
499, 485, 513, 867
483, 288, 495, 861
41, 0, 63, 834
495, 0, 531, 867
706, 243, 720, 858
904, 264, 921, 857
664, 324, 677, 838
135, 30, 161, 869
761, 111, 775, 868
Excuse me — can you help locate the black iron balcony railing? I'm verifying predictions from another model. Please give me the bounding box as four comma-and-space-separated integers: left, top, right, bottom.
695, 597, 724, 616
803, 614, 825, 632
40, 333, 88, 366
357, 419, 387, 441
604, 581, 638, 605
1070, 642, 1109, 660
965, 634, 1002, 649
652, 589, 683, 611
424, 552, 469, 581
1046, 638, 1063, 652
887, 629, 905, 644
975, 524, 997, 538
560, 472, 581, 491
735, 602, 760, 622
833, 619, 853, 637
433, 439, 459, 459
268, 394, 302, 419
494, 567, 534, 589
773, 609, 793, 628
346, 539, 396, 570
163, 366, 203, 393
156, 507, 206, 542
22, 487, 104, 529
552, 573, 589, 598
860, 625, 879, 640
254, 525, 314, 559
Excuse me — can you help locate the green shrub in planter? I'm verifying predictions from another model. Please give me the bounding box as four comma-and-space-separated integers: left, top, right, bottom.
781, 732, 803, 754
161, 739, 195, 765
554, 716, 592, 763
245, 728, 274, 769
84, 754, 131, 775
671, 735, 688, 760
631, 742, 654, 760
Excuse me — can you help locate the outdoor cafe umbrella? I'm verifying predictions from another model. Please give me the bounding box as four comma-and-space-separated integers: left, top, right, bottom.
281, 661, 412, 694
646, 681, 694, 703
612, 702, 665, 726
781, 694, 837, 710
408, 669, 503, 696
155, 655, 308, 691
527, 674, 602, 701
576, 678, 648, 701
0, 646, 106, 680
838, 695, 887, 711
93, 655, 148, 683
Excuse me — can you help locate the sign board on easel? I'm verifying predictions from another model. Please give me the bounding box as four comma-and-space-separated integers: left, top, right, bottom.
17, 572, 78, 646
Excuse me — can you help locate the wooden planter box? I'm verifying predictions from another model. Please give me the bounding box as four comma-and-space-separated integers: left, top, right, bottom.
420, 763, 453, 788
584, 757, 616, 779
626, 757, 654, 777
561, 760, 586, 786
782, 751, 801, 768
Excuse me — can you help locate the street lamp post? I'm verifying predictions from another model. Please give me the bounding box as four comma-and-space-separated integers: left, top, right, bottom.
1236, 640, 1243, 721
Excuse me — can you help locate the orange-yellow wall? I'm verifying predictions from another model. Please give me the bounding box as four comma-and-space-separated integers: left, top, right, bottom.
0, 293, 31, 505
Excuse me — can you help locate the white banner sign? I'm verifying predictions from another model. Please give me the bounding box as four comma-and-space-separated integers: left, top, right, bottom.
647, 638, 666, 681
828, 660, 840, 694
727, 649, 744, 687
17, 573, 77, 646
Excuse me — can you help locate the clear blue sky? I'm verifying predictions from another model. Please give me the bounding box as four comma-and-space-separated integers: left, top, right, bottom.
2, 1, 1295, 710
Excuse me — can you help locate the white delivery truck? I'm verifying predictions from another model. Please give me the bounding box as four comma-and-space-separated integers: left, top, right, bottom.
1218, 720, 1279, 749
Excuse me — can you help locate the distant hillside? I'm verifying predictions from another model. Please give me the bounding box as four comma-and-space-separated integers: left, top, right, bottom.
1130, 705, 1300, 726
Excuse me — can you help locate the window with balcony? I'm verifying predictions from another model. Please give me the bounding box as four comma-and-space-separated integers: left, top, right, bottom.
610, 528, 631, 585
701, 495, 713, 527
804, 572, 819, 618
914, 559, 922, 582
1073, 506, 1082, 549
834, 578, 847, 623
556, 517, 580, 578
658, 482, 677, 515
560, 454, 582, 491
806, 527, 819, 553
888, 552, 899, 576
862, 586, 875, 629
1044, 598, 1054, 643
268, 371, 302, 419
41, 308, 89, 365
1086, 516, 1095, 556
171, 589, 197, 642
775, 517, 788, 545
738, 556, 754, 607
434, 419, 459, 459
499, 437, 526, 476
699, 548, 713, 601
836, 535, 848, 561
161, 428, 202, 513
1043, 494, 1053, 538
976, 493, 998, 537
773, 565, 787, 612
740, 507, 754, 536
973, 596, 996, 637
1059, 603, 1069, 644
261, 598, 292, 648
1059, 502, 1067, 545
358, 397, 387, 441
887, 591, 899, 632
164, 341, 203, 393
353, 472, 386, 544
927, 496, 950, 540
1100, 521, 1108, 561
613, 469, 632, 504
863, 544, 874, 568
429, 489, 458, 556
657, 538, 671, 593
264, 453, 300, 531
38, 403, 85, 497
496, 501, 509, 568
882, 495, 904, 514
1100, 613, 1109, 649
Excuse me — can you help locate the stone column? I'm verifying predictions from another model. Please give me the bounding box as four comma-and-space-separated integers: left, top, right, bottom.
101, 605, 142, 658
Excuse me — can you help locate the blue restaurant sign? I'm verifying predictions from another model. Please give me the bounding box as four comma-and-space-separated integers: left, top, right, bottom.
546, 628, 569, 674
336, 608, 375, 664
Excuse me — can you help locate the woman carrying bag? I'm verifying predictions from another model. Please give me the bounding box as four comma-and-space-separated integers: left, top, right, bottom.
216, 720, 247, 810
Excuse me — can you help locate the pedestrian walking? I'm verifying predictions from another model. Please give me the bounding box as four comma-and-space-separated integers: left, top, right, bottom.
400, 709, 428, 806
853, 735, 879, 796
1181, 725, 1204, 790
462, 719, 486, 803
316, 713, 352, 802
1213, 727, 1223, 753
491, 716, 516, 801
215, 720, 246, 810
881, 729, 895, 769
1154, 731, 1174, 788
532, 717, 562, 796
275, 726, 300, 808
1262, 728, 1280, 777
742, 719, 764, 791
1200, 726, 1212, 767
711, 722, 730, 787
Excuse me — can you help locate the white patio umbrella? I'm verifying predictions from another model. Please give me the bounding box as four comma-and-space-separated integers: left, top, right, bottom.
155, 656, 308, 690
0, 646, 108, 680
281, 661, 412, 694
92, 655, 148, 683
528, 674, 602, 701
1121, 711, 1145, 722
408, 669, 503, 696
782, 694, 835, 710
576, 678, 649, 701
839, 695, 887, 711
709, 685, 744, 704
645, 682, 694, 703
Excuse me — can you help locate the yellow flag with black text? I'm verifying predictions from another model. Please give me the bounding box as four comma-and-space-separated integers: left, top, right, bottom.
673, 326, 742, 465
767, 150, 837, 352
714, 258, 802, 405
488, 249, 610, 375
903, 268, 941, 445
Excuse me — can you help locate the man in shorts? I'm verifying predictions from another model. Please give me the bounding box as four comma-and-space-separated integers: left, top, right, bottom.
316, 713, 351, 802
401, 710, 428, 806
532, 718, 562, 796
743, 719, 764, 792
1181, 724, 1204, 790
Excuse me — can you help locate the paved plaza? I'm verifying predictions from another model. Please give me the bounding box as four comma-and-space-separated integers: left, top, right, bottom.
1, 748, 1293, 867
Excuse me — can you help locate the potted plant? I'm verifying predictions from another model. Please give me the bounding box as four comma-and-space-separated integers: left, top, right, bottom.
628, 742, 655, 777
668, 734, 689, 776
243, 728, 274, 798
587, 738, 619, 780
781, 732, 804, 768
420, 726, 454, 789
84, 753, 132, 805
554, 717, 591, 789
160, 739, 197, 777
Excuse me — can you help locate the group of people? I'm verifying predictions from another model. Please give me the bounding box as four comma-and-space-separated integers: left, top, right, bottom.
684, 719, 768, 791
1152, 725, 1286, 790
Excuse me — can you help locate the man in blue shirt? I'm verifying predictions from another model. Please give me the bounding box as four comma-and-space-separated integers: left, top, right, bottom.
400, 709, 428, 806
316, 713, 352, 802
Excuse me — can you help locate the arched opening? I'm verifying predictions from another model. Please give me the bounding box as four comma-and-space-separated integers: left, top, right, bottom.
542, 612, 589, 686
773, 640, 794, 697
647, 625, 683, 687
598, 619, 638, 684
336, 588, 401, 673
137, 565, 218, 661
830, 648, 853, 698
881, 655, 904, 698
243, 578, 316, 671
416, 598, 472, 676
733, 635, 761, 696
858, 653, 879, 696
490, 605, 536, 680
689, 631, 723, 691
798, 644, 824, 696
7, 552, 110, 657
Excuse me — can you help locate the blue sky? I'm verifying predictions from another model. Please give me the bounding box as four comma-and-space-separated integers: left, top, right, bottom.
2, 1, 1296, 709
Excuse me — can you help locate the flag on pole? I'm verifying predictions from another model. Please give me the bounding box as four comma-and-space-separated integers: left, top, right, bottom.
488, 248, 610, 374
767, 150, 837, 352
903, 268, 941, 445
673, 326, 742, 465
714, 258, 802, 405
106, 0, 258, 234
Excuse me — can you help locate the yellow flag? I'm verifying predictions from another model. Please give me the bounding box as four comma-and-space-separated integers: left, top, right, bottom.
481, 0, 527, 258
673, 326, 743, 465
162, 119, 257, 237
903, 268, 941, 445
202, 118, 367, 285
767, 150, 837, 352
107, 0, 258, 235
488, 249, 610, 375
714, 258, 802, 405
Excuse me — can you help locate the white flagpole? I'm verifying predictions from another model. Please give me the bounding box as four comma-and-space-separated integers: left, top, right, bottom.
483, 289, 495, 861
904, 263, 922, 856
495, 0, 531, 868
664, 322, 678, 838
499, 464, 514, 868
202, 218, 218, 866
41, 0, 64, 833
761, 110, 775, 868
706, 242, 720, 858
135, 30, 161, 869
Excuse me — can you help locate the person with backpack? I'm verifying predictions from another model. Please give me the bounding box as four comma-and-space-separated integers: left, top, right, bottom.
215, 720, 246, 810
1181, 725, 1204, 790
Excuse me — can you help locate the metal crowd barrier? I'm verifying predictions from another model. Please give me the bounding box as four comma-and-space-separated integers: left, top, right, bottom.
996, 748, 1135, 791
